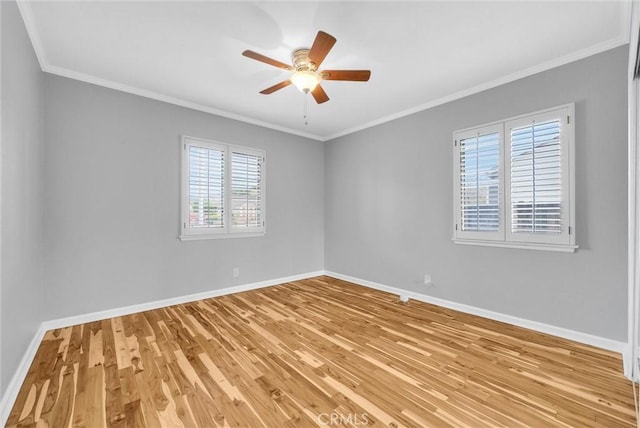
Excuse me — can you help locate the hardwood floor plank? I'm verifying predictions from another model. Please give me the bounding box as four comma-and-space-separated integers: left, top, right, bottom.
6, 276, 637, 427
100, 320, 126, 428
42, 364, 75, 428
84, 365, 107, 428
123, 399, 146, 428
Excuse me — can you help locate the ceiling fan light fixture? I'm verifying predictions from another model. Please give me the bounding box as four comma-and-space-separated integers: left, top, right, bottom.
291, 70, 320, 94
242, 31, 370, 104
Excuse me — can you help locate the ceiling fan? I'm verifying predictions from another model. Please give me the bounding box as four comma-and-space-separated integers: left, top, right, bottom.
242, 31, 371, 104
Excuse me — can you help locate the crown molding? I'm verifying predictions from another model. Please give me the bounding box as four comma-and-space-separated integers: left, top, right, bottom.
325, 35, 630, 141
16, 0, 325, 141
43, 64, 325, 141
15, 0, 46, 70
16, 0, 632, 143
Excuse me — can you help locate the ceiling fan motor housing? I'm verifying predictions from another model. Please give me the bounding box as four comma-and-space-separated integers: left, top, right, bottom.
292, 49, 317, 72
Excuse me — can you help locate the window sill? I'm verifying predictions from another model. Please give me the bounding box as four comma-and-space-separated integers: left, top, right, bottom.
179, 232, 265, 241
453, 238, 578, 253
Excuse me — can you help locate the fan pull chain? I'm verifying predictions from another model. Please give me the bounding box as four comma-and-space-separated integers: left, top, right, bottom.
303, 94, 309, 125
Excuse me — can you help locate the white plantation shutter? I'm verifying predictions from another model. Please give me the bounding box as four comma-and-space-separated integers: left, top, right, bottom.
454, 124, 504, 241
231, 150, 264, 231
506, 107, 571, 246
188, 145, 225, 229
181, 137, 265, 239
460, 132, 501, 231
509, 120, 562, 234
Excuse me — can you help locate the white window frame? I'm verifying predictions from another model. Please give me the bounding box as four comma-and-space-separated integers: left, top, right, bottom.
453, 104, 577, 252
180, 136, 266, 240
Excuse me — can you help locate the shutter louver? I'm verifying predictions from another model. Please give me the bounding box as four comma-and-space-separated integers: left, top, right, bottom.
188, 146, 224, 229
459, 132, 501, 232
510, 119, 562, 235
231, 151, 262, 229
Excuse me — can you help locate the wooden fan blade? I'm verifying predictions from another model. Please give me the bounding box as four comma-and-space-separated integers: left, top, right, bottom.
260, 80, 292, 94
307, 31, 336, 68
311, 85, 329, 104
242, 50, 293, 71
320, 70, 371, 81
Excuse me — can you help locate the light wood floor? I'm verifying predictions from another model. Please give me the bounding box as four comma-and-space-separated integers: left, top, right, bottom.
6, 276, 637, 427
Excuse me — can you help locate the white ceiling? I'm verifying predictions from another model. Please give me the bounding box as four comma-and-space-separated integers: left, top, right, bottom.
18, 1, 630, 141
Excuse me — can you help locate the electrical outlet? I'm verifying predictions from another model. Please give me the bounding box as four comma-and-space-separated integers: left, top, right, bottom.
233, 267, 239, 278
424, 274, 433, 287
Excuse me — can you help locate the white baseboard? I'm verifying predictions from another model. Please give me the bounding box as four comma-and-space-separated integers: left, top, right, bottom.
42, 270, 325, 331
0, 270, 323, 426
623, 345, 639, 380
325, 271, 628, 358
0, 324, 46, 426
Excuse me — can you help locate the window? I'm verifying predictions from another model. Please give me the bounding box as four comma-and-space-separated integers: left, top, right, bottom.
453, 104, 576, 252
180, 136, 265, 240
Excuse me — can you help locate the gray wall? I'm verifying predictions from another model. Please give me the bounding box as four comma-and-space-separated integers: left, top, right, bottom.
1, 1, 44, 394
43, 75, 324, 320
325, 46, 629, 341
